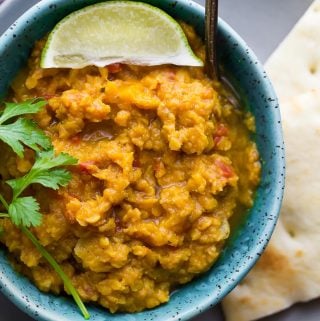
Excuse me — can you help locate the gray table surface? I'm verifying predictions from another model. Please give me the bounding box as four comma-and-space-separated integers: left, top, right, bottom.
0, 0, 318, 321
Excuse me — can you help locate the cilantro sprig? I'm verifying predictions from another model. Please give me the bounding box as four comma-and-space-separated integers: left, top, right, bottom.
7, 149, 77, 199
0, 99, 90, 320
0, 99, 51, 157
5, 150, 77, 227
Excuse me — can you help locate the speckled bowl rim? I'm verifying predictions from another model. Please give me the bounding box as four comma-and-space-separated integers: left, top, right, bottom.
0, 1, 285, 321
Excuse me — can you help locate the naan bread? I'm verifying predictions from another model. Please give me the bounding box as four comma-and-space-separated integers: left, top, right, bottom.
222, 89, 320, 321
265, 0, 320, 104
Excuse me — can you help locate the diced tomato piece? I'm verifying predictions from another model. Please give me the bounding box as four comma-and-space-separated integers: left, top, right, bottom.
215, 123, 229, 137
43, 94, 56, 100
214, 136, 223, 145
78, 161, 95, 174
71, 135, 81, 144
108, 63, 122, 74
215, 159, 234, 178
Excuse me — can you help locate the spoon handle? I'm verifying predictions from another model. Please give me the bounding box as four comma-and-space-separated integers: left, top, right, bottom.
205, 0, 219, 80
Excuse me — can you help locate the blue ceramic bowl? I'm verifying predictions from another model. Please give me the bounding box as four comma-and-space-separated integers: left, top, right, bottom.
0, 1, 285, 321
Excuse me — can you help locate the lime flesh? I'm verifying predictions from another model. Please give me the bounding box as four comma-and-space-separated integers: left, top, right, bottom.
41, 1, 204, 68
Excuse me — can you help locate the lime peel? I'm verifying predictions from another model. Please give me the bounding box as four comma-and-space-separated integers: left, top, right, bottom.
41, 1, 203, 69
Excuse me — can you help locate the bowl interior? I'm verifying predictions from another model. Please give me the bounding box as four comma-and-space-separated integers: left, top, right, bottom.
0, 1, 285, 321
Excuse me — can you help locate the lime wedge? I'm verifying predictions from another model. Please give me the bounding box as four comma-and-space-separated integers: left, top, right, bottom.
41, 1, 203, 68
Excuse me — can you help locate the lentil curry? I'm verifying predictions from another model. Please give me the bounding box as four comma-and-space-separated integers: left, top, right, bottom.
0, 24, 260, 313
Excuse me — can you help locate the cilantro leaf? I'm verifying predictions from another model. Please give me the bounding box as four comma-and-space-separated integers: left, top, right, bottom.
22, 168, 72, 190
32, 149, 78, 169
7, 149, 77, 199
0, 118, 51, 157
8, 196, 42, 227
0, 99, 47, 124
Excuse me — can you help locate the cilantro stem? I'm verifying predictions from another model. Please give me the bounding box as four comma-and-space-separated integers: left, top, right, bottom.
21, 227, 90, 320
0, 213, 9, 218
0, 194, 9, 210
0, 194, 90, 319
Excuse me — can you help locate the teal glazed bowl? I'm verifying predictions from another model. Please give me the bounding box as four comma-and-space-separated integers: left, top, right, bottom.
0, 0, 285, 321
